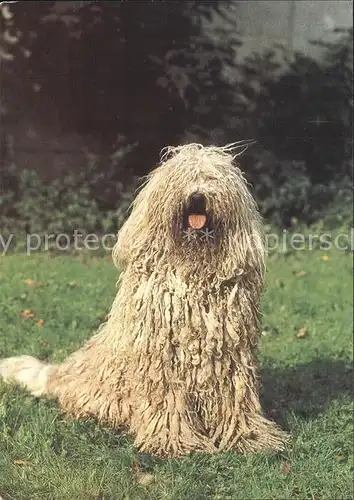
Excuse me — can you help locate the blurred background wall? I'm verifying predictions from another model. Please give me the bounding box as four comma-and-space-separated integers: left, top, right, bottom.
234, 0, 352, 57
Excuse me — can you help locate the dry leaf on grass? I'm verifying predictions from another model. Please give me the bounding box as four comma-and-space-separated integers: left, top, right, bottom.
132, 462, 141, 473
281, 461, 292, 474
69, 281, 80, 287
261, 327, 279, 337
321, 255, 329, 261
297, 327, 308, 339
24, 279, 41, 287
20, 310, 36, 318
292, 270, 307, 277
136, 472, 154, 486
13, 459, 32, 466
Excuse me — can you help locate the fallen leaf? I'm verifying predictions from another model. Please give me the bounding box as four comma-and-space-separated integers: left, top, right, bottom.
132, 461, 141, 473
20, 310, 36, 318
334, 455, 346, 462
261, 327, 279, 337
136, 472, 154, 486
292, 270, 307, 277
24, 279, 41, 287
281, 461, 292, 474
13, 459, 31, 466
321, 255, 329, 261
37, 319, 45, 327
297, 327, 308, 339
69, 281, 80, 287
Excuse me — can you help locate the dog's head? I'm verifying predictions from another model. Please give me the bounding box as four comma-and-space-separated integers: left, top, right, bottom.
113, 143, 265, 281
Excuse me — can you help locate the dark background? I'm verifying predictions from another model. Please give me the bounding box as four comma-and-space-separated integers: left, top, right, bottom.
0, 1, 352, 236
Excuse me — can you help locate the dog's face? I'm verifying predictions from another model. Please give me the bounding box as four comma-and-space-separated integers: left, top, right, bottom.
148, 146, 258, 251
173, 181, 233, 249
114, 144, 265, 279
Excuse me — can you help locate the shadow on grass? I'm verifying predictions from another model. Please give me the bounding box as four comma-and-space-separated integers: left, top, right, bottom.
261, 358, 353, 426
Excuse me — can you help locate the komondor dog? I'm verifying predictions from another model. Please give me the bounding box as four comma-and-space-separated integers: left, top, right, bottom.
0, 143, 288, 457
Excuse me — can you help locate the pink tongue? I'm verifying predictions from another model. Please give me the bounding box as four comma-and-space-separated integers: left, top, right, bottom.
188, 214, 207, 229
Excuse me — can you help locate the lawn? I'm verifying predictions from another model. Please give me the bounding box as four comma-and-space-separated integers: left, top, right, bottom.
0, 244, 352, 500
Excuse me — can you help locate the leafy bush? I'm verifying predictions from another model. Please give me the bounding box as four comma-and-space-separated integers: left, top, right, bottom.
249, 28, 352, 181
1, 1, 239, 176
0, 148, 138, 241
1, 154, 351, 243
245, 148, 353, 229
232, 27, 353, 227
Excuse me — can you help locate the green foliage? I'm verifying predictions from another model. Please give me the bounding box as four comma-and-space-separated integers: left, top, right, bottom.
230, 27, 353, 227
247, 27, 352, 182
1, 1, 239, 158
0, 153, 351, 237
0, 152, 138, 240
248, 149, 353, 228
0, 247, 352, 498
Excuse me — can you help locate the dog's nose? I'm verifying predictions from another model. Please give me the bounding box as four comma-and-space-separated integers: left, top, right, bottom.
188, 193, 206, 213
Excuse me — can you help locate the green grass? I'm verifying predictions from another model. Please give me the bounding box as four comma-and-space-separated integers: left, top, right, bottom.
0, 245, 353, 500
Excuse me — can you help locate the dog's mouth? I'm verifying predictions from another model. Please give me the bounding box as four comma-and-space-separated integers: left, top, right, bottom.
172, 192, 218, 245
183, 193, 208, 231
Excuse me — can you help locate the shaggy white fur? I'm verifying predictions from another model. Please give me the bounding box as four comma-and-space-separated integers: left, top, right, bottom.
0, 143, 288, 457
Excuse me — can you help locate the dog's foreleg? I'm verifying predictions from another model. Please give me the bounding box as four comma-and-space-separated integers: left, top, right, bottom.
0, 355, 58, 397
